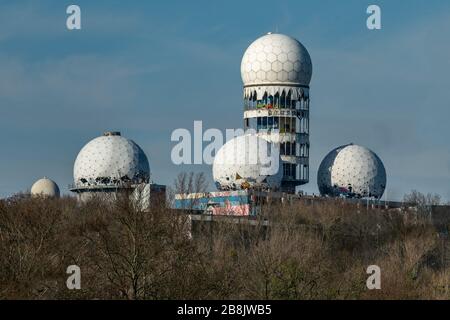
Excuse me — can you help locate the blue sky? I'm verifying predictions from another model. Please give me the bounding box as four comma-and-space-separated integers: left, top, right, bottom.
0, 0, 449, 201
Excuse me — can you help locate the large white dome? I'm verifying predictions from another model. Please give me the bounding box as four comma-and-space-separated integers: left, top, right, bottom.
73, 132, 150, 189
317, 144, 387, 199
213, 135, 282, 191
31, 177, 60, 198
241, 33, 312, 87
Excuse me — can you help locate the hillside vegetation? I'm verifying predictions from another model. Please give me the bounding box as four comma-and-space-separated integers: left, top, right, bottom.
0, 190, 448, 300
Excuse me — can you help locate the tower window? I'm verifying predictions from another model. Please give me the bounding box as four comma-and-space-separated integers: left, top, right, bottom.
280, 142, 296, 156
283, 163, 296, 179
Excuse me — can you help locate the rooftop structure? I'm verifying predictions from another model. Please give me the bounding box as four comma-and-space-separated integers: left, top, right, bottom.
241, 33, 313, 193
70, 131, 151, 201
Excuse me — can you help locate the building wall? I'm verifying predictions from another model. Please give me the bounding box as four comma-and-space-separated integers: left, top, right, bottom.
174, 190, 287, 216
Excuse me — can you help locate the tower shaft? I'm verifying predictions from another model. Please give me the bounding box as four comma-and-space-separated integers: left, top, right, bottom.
243, 86, 310, 193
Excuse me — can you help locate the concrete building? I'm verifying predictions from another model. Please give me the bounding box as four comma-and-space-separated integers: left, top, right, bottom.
241, 33, 313, 193
175, 32, 314, 216
174, 190, 289, 216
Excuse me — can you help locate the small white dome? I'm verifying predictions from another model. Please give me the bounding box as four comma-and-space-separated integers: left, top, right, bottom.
317, 144, 387, 199
241, 33, 312, 87
31, 178, 60, 198
213, 135, 282, 191
73, 132, 150, 189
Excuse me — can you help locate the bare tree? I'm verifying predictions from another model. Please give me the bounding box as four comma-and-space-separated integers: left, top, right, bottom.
0, 189, 448, 300
404, 190, 441, 207
404, 190, 441, 221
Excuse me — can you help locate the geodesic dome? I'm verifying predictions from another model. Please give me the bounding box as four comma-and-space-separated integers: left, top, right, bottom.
31, 177, 60, 198
317, 144, 387, 199
241, 33, 312, 87
212, 135, 282, 191
73, 132, 150, 189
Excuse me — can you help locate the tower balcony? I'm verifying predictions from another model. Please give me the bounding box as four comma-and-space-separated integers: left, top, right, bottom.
254, 132, 309, 144
244, 108, 303, 119
281, 155, 309, 165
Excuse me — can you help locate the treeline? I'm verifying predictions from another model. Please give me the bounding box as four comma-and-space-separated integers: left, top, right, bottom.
0, 188, 448, 300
